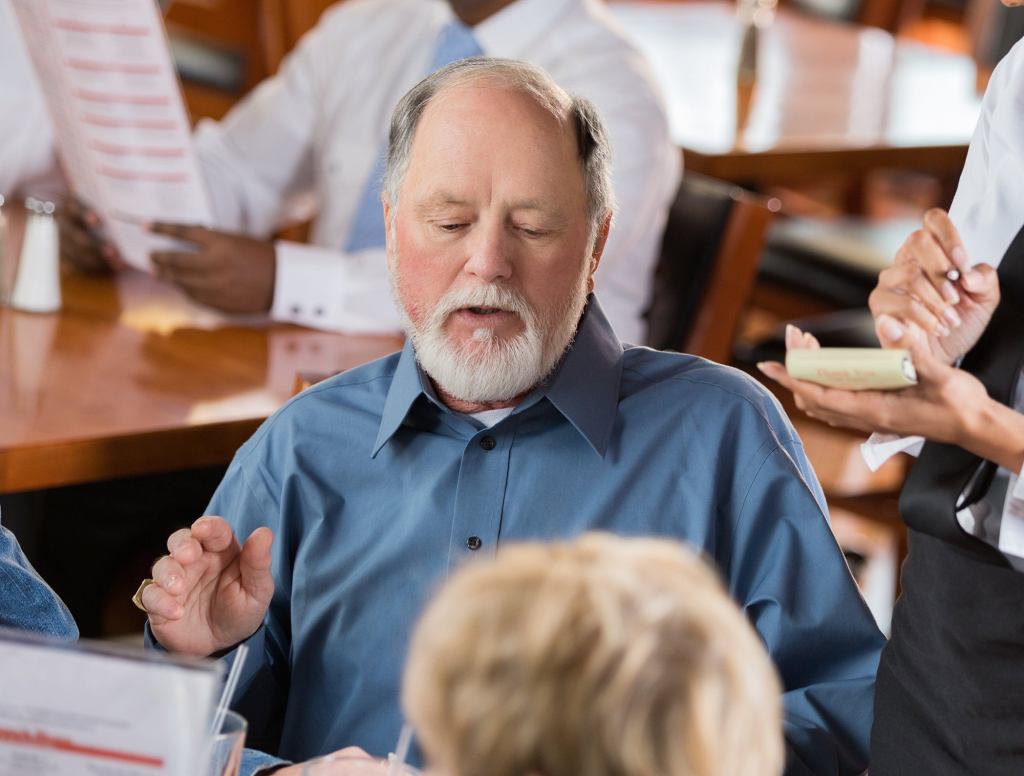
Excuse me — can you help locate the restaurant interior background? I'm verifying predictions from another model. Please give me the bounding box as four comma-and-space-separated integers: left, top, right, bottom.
3, 0, 1021, 643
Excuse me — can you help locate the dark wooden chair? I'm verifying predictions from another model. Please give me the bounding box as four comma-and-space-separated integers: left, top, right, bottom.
644, 174, 779, 363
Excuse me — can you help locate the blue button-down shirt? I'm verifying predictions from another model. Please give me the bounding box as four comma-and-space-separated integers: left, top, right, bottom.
0, 522, 78, 641
213, 298, 883, 776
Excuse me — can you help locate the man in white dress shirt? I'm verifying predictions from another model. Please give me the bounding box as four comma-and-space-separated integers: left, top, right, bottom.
62, 0, 679, 344
760, 22, 1024, 774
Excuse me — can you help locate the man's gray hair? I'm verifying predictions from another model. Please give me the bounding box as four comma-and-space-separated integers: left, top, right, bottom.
383, 57, 615, 232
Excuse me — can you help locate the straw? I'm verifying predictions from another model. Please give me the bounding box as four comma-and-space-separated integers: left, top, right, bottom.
210, 643, 249, 736
387, 723, 414, 776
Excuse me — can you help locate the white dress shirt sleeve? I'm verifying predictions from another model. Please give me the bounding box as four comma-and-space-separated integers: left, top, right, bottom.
192, 29, 322, 238
860, 433, 925, 472
271, 240, 401, 333
997, 467, 1024, 559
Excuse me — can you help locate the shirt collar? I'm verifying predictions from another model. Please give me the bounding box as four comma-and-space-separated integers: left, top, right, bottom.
373, 295, 624, 457
542, 295, 624, 456
373, 337, 438, 456
462, 0, 578, 58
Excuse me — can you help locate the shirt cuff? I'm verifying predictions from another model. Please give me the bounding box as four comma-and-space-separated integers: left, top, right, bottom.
271, 240, 403, 333
1012, 461, 1024, 502
860, 433, 925, 472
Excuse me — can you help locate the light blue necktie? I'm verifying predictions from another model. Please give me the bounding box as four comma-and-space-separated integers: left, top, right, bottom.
344, 21, 484, 252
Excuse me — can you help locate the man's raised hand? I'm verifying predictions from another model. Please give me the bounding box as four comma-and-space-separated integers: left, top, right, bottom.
143, 516, 274, 656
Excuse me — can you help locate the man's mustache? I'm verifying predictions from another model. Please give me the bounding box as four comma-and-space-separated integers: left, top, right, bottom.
430, 284, 533, 326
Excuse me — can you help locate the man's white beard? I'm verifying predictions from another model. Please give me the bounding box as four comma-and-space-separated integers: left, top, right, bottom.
393, 266, 590, 404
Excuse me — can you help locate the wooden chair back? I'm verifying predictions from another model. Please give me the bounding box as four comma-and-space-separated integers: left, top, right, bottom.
645, 174, 778, 363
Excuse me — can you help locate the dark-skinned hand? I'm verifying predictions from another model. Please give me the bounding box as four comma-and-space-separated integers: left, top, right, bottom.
149, 222, 276, 313
57, 195, 124, 275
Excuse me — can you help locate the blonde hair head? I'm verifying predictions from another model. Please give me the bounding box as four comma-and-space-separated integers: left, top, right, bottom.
402, 533, 784, 776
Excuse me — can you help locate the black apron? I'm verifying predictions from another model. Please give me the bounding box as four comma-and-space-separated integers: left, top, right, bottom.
871, 223, 1024, 775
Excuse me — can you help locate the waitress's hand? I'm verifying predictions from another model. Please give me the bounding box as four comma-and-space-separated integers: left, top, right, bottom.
757, 321, 989, 445
868, 208, 999, 364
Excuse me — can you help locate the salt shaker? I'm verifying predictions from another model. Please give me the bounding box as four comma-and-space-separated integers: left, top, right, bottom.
8, 196, 61, 314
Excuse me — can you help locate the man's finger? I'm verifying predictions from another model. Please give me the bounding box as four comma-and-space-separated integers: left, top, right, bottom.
160, 268, 223, 301
151, 250, 207, 274
151, 555, 188, 594
167, 527, 197, 553
141, 582, 185, 620
191, 516, 237, 553
923, 208, 969, 270
149, 222, 210, 245
239, 527, 275, 597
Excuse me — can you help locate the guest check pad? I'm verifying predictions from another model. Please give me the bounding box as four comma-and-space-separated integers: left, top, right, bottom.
0, 629, 221, 775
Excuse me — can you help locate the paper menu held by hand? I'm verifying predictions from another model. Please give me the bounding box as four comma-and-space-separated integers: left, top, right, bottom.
0, 628, 222, 776
10, 0, 212, 271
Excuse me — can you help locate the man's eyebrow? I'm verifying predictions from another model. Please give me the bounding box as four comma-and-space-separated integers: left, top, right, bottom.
508, 199, 551, 212
414, 194, 472, 215
412, 195, 564, 217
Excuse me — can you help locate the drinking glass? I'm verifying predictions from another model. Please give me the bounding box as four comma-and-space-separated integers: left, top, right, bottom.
207, 710, 247, 776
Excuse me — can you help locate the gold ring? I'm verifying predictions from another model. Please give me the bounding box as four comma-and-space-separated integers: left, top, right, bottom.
132, 578, 155, 613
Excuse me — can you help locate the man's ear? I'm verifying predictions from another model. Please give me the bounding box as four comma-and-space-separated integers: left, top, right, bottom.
382, 196, 396, 268
587, 212, 613, 291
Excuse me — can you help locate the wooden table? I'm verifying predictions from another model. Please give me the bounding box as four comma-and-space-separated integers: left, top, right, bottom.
0, 271, 402, 493
608, 1, 982, 183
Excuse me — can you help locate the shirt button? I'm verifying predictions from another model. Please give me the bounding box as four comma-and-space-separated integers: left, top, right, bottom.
479, 436, 496, 451
290, 304, 301, 316
466, 536, 482, 551
314, 306, 325, 317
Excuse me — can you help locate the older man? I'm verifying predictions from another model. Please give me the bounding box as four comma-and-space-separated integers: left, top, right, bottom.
140, 60, 883, 776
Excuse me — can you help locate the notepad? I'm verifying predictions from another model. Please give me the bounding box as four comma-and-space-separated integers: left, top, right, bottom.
786, 348, 917, 391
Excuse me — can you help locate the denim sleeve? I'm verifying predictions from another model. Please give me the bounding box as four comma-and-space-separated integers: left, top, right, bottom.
0, 523, 78, 641
243, 747, 289, 775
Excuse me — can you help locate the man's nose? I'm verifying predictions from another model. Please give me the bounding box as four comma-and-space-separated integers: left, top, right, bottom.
462, 222, 514, 283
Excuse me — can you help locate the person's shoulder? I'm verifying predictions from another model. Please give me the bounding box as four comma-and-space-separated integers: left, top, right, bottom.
620, 346, 787, 423
541, 3, 670, 137
235, 351, 402, 458
988, 36, 1024, 98
544, 4, 659, 84
283, 351, 401, 414
556, 0, 643, 54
